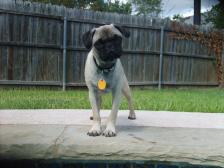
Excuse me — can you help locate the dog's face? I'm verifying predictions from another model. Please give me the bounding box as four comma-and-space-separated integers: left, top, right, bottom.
83, 24, 130, 62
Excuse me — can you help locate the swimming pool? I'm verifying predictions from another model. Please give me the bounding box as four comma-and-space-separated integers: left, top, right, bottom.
0, 159, 222, 168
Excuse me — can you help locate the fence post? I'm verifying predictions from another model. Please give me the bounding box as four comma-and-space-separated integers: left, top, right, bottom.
221, 43, 224, 87
62, 16, 67, 91
158, 26, 164, 90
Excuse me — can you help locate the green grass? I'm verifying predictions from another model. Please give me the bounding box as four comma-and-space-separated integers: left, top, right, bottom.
0, 88, 223, 112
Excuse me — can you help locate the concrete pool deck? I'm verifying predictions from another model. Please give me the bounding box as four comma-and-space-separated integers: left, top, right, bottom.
0, 110, 224, 167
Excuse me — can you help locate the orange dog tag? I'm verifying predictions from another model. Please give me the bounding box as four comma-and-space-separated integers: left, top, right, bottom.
98, 79, 106, 90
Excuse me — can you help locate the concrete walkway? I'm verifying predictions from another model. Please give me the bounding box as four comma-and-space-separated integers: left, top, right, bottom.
1, 109, 224, 128
0, 110, 224, 167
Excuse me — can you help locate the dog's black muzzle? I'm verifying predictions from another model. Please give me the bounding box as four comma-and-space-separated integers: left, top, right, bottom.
100, 49, 122, 61
94, 35, 123, 62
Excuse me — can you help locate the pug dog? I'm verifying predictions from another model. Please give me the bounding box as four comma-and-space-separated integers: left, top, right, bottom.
82, 24, 136, 137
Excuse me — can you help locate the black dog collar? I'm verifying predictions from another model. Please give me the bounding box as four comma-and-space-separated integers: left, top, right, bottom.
93, 56, 116, 73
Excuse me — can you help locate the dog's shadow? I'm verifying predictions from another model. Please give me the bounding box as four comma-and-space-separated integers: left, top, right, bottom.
90, 113, 145, 135
115, 115, 146, 134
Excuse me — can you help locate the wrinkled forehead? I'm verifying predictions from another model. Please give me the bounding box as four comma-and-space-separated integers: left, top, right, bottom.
93, 24, 122, 42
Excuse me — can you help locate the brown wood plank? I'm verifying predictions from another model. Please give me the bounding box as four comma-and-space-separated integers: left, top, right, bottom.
0, 0, 219, 87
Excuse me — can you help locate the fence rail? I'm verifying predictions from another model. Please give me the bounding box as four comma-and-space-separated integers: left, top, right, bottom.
0, 0, 219, 89
0, 41, 216, 60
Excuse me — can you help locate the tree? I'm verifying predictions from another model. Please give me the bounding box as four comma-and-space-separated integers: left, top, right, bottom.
132, 0, 162, 17
203, 0, 224, 29
23, 0, 132, 14
90, 0, 131, 14
106, 0, 132, 14
23, 0, 91, 9
172, 14, 185, 22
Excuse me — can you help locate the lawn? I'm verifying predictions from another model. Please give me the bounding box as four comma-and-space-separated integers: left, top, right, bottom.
0, 88, 223, 112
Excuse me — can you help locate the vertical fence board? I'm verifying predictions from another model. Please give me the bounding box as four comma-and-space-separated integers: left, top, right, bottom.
0, 0, 219, 86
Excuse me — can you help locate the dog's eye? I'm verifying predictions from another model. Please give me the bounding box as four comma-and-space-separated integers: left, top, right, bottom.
114, 37, 122, 45
94, 39, 104, 49
113, 35, 121, 39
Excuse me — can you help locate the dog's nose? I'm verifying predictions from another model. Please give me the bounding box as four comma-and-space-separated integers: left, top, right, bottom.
105, 42, 115, 50
109, 51, 121, 58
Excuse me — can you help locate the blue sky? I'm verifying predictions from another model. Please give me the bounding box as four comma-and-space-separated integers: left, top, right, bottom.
161, 0, 219, 18
116, 0, 219, 18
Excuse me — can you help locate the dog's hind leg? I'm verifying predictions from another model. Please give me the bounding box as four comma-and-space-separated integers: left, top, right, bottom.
122, 79, 136, 120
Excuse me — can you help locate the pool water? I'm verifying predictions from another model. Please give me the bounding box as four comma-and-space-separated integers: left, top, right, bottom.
0, 160, 221, 168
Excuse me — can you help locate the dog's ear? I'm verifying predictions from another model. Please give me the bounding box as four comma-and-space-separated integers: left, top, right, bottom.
82, 29, 96, 49
113, 25, 130, 38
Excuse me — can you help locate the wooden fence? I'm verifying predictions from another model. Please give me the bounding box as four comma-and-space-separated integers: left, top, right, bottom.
0, 0, 219, 89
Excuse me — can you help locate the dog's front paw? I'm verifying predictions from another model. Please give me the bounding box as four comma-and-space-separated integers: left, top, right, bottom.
103, 129, 116, 137
87, 124, 101, 136
102, 124, 116, 137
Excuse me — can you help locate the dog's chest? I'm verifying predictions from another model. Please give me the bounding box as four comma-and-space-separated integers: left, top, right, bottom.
92, 70, 114, 92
